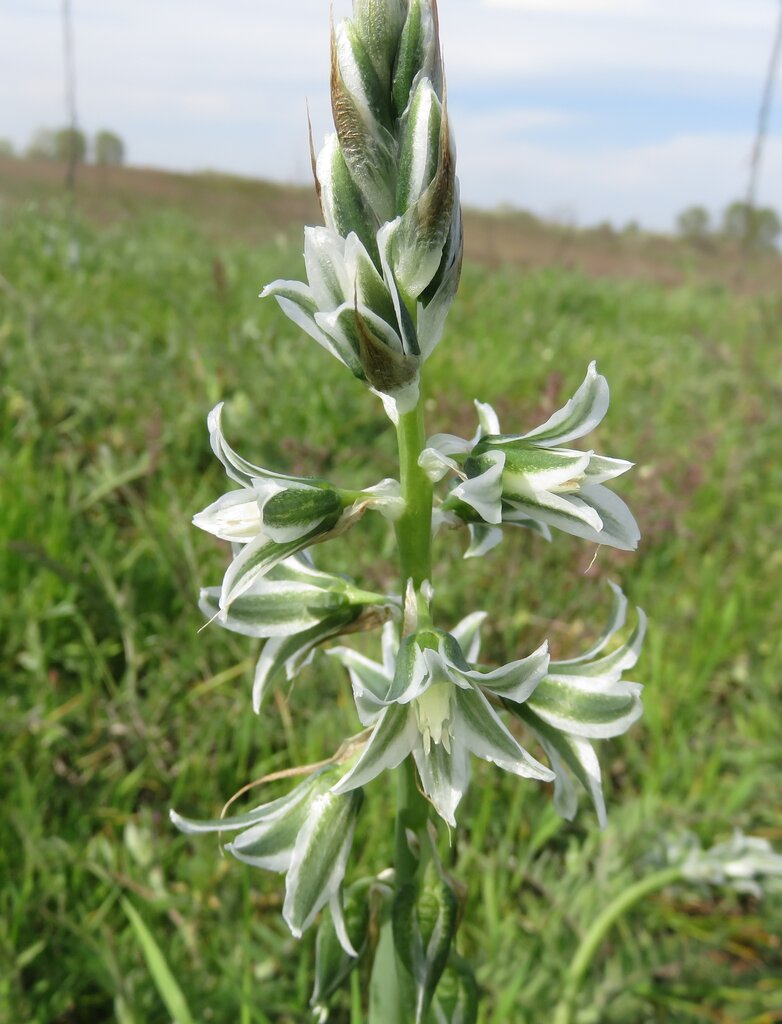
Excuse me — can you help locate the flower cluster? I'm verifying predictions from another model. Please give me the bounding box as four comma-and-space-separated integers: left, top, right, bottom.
171, 2, 652, 1020
262, 0, 461, 418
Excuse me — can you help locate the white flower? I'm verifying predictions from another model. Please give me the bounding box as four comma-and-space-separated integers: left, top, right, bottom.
421, 363, 640, 552
330, 616, 553, 827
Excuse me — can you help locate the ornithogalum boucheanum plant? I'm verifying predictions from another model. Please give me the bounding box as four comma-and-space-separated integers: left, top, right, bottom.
172, 3, 650, 1020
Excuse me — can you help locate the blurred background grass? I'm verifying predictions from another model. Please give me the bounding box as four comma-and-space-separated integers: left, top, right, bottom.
1, 160, 781, 1023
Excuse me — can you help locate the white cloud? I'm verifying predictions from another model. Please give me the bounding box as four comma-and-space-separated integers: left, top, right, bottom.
456, 120, 782, 227
443, 0, 778, 83
483, 0, 774, 28
2, 0, 781, 226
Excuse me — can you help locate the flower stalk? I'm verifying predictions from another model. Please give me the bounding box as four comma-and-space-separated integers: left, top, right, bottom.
396, 399, 433, 597
157, 2, 736, 1021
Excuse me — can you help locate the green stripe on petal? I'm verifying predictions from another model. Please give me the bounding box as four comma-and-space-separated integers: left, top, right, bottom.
522, 361, 609, 447
317, 134, 379, 263
464, 642, 550, 704
497, 446, 592, 496
283, 788, 363, 939
556, 580, 628, 665
511, 703, 607, 828
261, 486, 344, 544
452, 687, 554, 782
526, 678, 643, 740
397, 79, 442, 213
413, 740, 470, 828
252, 608, 362, 712
199, 582, 347, 639
332, 703, 417, 794
170, 774, 321, 835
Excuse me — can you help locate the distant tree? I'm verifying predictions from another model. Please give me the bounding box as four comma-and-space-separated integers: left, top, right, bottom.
93, 129, 125, 167
54, 127, 87, 165
676, 205, 711, 244
27, 128, 58, 160
722, 200, 781, 251
0, 138, 14, 157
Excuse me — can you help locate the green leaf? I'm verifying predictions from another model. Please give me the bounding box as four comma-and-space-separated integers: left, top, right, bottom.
121, 898, 194, 1024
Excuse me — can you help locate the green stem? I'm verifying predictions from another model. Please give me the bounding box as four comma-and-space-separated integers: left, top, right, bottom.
368, 394, 434, 1024
395, 401, 433, 592
552, 866, 683, 1024
393, 391, 432, 879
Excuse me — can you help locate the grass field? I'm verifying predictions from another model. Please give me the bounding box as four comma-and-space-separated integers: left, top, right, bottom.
1, 163, 781, 1023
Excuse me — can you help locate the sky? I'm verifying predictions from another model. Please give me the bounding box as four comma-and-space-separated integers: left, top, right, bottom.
2, 0, 782, 230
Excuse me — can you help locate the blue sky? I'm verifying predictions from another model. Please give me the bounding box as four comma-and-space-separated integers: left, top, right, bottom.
2, 0, 781, 230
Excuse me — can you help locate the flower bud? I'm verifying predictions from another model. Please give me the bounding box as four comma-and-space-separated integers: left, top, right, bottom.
392, 859, 460, 1023
263, 0, 461, 415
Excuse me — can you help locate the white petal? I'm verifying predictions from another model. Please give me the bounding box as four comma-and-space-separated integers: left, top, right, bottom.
453, 687, 554, 782
413, 739, 470, 828
450, 611, 488, 663
464, 524, 504, 559
419, 446, 462, 483
331, 705, 417, 794
283, 789, 361, 938
303, 226, 349, 311
452, 451, 505, 525
585, 454, 634, 484
556, 581, 629, 666
577, 485, 640, 551
192, 489, 261, 543
425, 432, 473, 457
465, 641, 550, 704
473, 400, 501, 437
523, 362, 609, 446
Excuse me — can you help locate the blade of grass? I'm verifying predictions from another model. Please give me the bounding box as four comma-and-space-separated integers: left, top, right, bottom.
120, 897, 194, 1024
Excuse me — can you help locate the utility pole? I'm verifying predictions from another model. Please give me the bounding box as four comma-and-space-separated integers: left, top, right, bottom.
62, 0, 79, 190
744, 0, 782, 245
